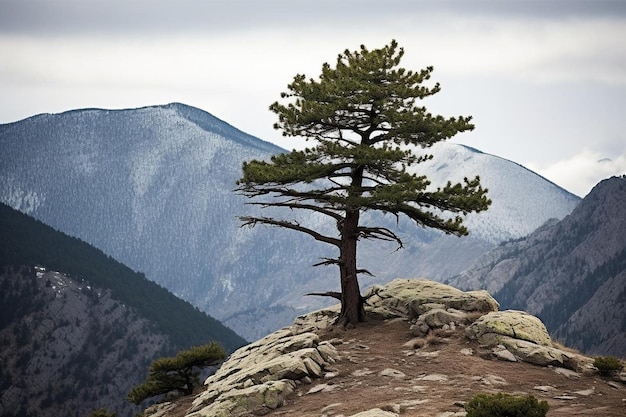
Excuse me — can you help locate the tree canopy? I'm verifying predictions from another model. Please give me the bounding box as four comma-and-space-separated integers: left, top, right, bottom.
237, 40, 491, 325
126, 342, 226, 404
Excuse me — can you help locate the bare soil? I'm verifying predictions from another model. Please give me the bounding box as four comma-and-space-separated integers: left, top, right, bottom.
166, 318, 626, 416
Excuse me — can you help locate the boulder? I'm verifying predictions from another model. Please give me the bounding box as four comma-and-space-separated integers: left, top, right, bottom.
465, 310, 593, 370
292, 305, 341, 333
365, 278, 499, 319
465, 310, 552, 346
421, 308, 470, 329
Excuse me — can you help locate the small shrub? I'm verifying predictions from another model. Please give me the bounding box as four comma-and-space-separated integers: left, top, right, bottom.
88, 408, 117, 417
594, 356, 623, 376
465, 392, 549, 417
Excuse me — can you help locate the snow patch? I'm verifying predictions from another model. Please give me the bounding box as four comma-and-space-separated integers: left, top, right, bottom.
0, 176, 45, 214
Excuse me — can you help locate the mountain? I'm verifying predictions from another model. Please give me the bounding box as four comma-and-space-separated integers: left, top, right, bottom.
446, 176, 626, 356
0, 202, 246, 417
0, 103, 580, 340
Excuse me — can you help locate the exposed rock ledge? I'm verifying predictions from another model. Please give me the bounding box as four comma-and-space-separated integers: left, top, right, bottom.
146, 279, 596, 417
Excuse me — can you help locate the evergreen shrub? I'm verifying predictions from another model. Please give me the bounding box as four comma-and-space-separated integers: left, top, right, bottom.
465, 392, 548, 417
594, 356, 623, 376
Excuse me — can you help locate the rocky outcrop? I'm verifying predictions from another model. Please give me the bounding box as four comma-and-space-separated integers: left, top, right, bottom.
363, 278, 499, 337
466, 310, 593, 371
365, 278, 499, 318
186, 328, 340, 416
146, 279, 600, 417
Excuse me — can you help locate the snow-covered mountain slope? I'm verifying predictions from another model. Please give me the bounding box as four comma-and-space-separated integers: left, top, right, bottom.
0, 103, 580, 340
411, 143, 580, 243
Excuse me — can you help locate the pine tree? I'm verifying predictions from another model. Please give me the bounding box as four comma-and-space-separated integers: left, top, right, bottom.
237, 40, 491, 326
126, 342, 225, 405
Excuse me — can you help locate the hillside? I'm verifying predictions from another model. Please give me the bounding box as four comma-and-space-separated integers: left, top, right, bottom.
0, 103, 580, 340
0, 266, 169, 417
0, 203, 246, 417
447, 176, 626, 356
230, 321, 625, 417
142, 279, 626, 417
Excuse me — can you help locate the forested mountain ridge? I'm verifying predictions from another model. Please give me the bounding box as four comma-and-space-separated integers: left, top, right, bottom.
0, 202, 246, 417
0, 202, 246, 351
0, 103, 580, 340
447, 176, 626, 356
1, 266, 166, 417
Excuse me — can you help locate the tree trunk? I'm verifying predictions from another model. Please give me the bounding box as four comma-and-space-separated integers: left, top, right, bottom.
338, 208, 364, 325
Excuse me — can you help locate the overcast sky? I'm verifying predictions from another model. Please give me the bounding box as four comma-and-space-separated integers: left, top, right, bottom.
1, 0, 625, 197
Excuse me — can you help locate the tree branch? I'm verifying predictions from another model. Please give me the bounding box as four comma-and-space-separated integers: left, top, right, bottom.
305, 291, 342, 300
358, 226, 404, 249
246, 201, 344, 222
240, 216, 341, 247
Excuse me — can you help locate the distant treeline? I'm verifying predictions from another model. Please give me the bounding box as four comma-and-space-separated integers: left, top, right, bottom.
0, 202, 246, 352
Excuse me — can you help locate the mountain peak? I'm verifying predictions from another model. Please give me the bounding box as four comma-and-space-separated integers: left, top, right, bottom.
587, 174, 625, 195
151, 102, 284, 152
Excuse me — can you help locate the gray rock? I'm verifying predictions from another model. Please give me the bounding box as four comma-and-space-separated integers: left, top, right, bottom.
465, 310, 552, 346
364, 279, 499, 319
534, 385, 556, 392
321, 403, 343, 413
352, 368, 374, 377
307, 383, 339, 394
416, 373, 448, 382
554, 367, 582, 378
607, 381, 622, 389
554, 395, 577, 400
379, 368, 406, 378
492, 344, 517, 362
421, 308, 470, 329
573, 387, 595, 396
464, 310, 593, 370
348, 408, 399, 417
481, 374, 508, 386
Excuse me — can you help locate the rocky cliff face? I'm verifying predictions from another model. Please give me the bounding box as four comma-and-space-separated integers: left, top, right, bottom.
0, 103, 580, 340
447, 176, 626, 356
0, 266, 171, 417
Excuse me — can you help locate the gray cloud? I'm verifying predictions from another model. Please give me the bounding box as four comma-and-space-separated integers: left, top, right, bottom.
1, 0, 624, 35
1, 0, 625, 195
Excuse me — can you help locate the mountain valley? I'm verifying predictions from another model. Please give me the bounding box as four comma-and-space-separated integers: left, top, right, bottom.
0, 103, 580, 340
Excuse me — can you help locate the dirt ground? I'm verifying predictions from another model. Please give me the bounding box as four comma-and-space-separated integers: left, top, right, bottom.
166, 318, 625, 416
